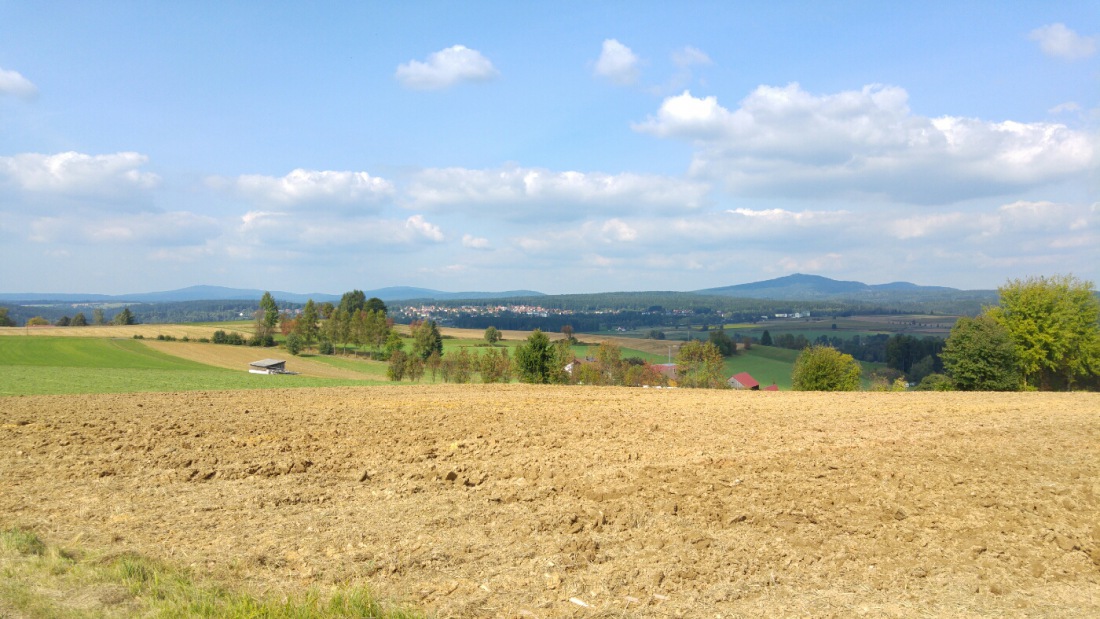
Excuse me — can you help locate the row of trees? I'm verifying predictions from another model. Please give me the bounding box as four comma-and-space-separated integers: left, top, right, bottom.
13, 307, 134, 327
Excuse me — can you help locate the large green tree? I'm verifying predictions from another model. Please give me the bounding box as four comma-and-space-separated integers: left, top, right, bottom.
941, 314, 1019, 391
675, 340, 726, 388
71, 312, 88, 327
515, 329, 555, 383
0, 307, 14, 327
257, 291, 279, 339
338, 290, 367, 315
791, 345, 861, 391
988, 274, 1100, 390
411, 320, 443, 361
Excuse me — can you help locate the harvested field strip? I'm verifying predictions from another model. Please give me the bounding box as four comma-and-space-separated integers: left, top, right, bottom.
2, 387, 1098, 617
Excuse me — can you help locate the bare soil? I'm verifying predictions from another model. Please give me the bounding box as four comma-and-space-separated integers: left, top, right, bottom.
2, 387, 1098, 617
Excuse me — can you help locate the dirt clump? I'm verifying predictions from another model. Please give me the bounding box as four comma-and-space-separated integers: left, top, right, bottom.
2, 386, 1099, 617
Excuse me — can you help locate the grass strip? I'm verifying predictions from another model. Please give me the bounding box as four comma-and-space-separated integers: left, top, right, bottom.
0, 528, 425, 619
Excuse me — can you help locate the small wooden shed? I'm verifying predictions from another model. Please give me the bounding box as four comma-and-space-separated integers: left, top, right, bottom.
249, 359, 287, 374
727, 371, 760, 390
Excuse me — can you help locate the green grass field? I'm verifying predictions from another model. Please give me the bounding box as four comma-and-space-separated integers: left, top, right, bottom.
0, 338, 374, 396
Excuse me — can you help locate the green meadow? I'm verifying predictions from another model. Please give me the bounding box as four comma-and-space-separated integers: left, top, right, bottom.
0, 338, 371, 396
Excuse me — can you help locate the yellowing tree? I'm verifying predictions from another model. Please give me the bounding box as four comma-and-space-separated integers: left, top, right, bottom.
791, 345, 861, 391
988, 275, 1100, 390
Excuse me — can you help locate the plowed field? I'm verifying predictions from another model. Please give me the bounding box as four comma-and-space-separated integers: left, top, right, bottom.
3, 387, 1099, 617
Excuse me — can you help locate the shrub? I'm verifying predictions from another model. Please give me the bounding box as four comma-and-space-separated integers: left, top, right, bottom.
318, 340, 335, 355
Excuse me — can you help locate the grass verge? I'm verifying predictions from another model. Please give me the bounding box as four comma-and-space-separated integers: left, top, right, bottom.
0, 527, 424, 619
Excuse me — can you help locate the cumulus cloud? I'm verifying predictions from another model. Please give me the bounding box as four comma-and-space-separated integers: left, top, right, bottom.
0, 151, 159, 209
594, 39, 639, 85
218, 169, 395, 210
406, 165, 709, 218
1029, 23, 1096, 60
0, 67, 37, 98
634, 84, 1096, 204
395, 45, 498, 90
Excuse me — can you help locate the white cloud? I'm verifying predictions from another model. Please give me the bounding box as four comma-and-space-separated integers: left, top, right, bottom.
635, 84, 1096, 204
672, 46, 712, 68
0, 67, 37, 98
594, 39, 639, 85
1049, 102, 1082, 115
221, 169, 394, 210
395, 45, 498, 90
1029, 23, 1096, 60
406, 165, 709, 218
405, 214, 443, 241
235, 210, 444, 249
462, 234, 490, 249
29, 211, 218, 246
0, 152, 159, 209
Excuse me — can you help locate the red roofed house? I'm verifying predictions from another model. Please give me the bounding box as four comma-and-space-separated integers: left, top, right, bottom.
727, 371, 760, 390
763, 384, 779, 391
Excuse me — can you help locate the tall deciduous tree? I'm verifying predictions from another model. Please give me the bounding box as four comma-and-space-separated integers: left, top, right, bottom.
941, 314, 1019, 391
365, 297, 387, 315
791, 345, 861, 391
257, 291, 279, 339
294, 299, 320, 350
71, 312, 88, 327
988, 275, 1100, 390
515, 329, 555, 383
675, 340, 726, 388
338, 290, 367, 315
411, 320, 443, 361
92, 308, 106, 325
0, 307, 14, 327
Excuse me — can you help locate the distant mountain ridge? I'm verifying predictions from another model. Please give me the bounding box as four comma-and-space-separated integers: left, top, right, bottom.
0, 285, 546, 304
0, 274, 995, 306
697, 273, 981, 301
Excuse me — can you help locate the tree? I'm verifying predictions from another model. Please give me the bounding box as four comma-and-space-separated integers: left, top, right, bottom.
675, 340, 726, 388
71, 312, 87, 327
561, 324, 575, 343
988, 274, 1100, 390
26, 316, 50, 326
484, 326, 502, 346
411, 320, 443, 361
285, 333, 304, 355
515, 329, 555, 383
257, 291, 279, 340
92, 308, 106, 325
319, 302, 335, 320
338, 290, 367, 315
113, 307, 135, 325
594, 341, 625, 385
426, 350, 442, 381
388, 350, 408, 381
294, 299, 320, 350
479, 347, 512, 383
383, 330, 404, 360
0, 307, 14, 327
55, 316, 71, 327
941, 314, 1019, 391
761, 330, 773, 346
791, 345, 861, 391
708, 329, 736, 357
365, 297, 387, 315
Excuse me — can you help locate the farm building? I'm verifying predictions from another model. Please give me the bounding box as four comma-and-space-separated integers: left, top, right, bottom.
728, 372, 760, 390
249, 359, 288, 374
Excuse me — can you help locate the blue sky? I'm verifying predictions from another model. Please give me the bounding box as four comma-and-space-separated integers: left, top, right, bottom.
1, 2, 1097, 295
